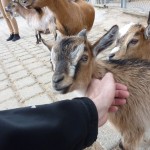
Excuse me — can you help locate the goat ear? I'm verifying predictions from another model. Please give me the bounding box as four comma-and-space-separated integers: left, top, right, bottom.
147, 11, 150, 25
41, 38, 53, 51
92, 25, 119, 57
78, 29, 87, 40
144, 12, 150, 39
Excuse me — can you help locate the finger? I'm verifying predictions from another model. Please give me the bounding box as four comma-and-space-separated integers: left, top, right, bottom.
116, 83, 128, 90
108, 106, 118, 112
112, 99, 126, 106
115, 90, 129, 98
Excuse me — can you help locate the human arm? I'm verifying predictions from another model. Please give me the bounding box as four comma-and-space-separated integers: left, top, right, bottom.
0, 73, 129, 150
0, 98, 98, 150
86, 73, 129, 127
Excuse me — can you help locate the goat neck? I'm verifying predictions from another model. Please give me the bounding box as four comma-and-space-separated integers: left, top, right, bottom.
15, 3, 33, 19
21, 0, 95, 35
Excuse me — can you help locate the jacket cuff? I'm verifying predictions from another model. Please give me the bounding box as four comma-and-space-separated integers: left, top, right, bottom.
72, 97, 98, 148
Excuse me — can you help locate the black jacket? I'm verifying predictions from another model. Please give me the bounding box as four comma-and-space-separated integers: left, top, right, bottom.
0, 97, 98, 150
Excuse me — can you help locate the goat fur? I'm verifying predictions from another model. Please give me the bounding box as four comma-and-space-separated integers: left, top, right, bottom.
46, 26, 150, 149
19, 0, 95, 36
6, 1, 57, 44
110, 18, 150, 60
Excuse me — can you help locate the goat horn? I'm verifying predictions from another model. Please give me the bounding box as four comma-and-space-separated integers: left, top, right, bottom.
144, 12, 150, 39
144, 26, 150, 40
78, 29, 87, 40
148, 11, 150, 25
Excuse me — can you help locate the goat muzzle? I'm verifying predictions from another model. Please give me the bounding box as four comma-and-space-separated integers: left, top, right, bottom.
18, 0, 33, 7
52, 74, 64, 84
52, 74, 72, 94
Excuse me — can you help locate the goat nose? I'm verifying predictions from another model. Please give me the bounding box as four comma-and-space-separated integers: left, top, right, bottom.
53, 74, 64, 83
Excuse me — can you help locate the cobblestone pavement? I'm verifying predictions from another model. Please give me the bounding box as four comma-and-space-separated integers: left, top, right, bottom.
0, 7, 147, 150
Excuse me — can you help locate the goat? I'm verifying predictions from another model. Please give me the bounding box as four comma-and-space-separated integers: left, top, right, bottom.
109, 12, 150, 60
43, 25, 150, 149
17, 0, 95, 36
5, 1, 57, 44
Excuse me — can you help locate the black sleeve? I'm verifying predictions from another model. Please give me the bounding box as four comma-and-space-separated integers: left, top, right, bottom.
0, 97, 98, 150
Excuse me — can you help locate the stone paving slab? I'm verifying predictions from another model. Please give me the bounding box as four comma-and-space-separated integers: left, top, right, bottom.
0, 7, 147, 150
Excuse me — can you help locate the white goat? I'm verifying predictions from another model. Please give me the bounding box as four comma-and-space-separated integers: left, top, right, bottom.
6, 1, 57, 44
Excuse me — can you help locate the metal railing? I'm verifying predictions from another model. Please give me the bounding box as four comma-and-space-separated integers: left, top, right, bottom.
125, 0, 150, 13
90, 0, 150, 14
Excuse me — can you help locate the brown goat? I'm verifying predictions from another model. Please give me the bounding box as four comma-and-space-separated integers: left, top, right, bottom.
44, 26, 150, 149
109, 13, 150, 60
17, 0, 95, 35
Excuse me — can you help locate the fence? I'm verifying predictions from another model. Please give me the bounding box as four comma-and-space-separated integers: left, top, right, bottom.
90, 0, 150, 14
126, 0, 150, 13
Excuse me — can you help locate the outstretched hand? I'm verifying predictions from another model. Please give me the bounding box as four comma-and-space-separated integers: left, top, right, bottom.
86, 73, 129, 127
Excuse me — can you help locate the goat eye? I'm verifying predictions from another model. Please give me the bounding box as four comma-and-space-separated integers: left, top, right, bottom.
129, 39, 139, 45
80, 55, 88, 62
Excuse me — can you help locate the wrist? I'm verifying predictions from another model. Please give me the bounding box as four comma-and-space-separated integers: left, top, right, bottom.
92, 96, 109, 127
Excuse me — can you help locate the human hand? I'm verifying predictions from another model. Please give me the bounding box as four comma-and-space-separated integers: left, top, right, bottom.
85, 73, 129, 127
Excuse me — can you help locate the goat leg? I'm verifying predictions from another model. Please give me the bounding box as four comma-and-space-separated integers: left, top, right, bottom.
38, 31, 42, 42
35, 30, 40, 44
35, 34, 39, 44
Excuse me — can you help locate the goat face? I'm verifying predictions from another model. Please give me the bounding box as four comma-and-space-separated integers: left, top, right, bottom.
5, 1, 18, 16
51, 26, 119, 94
51, 35, 94, 94
110, 23, 150, 60
19, 0, 32, 8
19, 0, 44, 8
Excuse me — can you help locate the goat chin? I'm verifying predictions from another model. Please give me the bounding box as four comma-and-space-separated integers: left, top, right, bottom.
68, 90, 87, 99
74, 89, 86, 97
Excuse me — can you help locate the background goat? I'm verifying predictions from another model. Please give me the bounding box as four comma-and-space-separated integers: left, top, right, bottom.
109, 12, 150, 60
43, 26, 150, 149
18, 0, 95, 36
6, 1, 57, 44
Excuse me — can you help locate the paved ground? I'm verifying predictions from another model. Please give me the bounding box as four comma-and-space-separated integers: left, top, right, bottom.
0, 7, 147, 150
